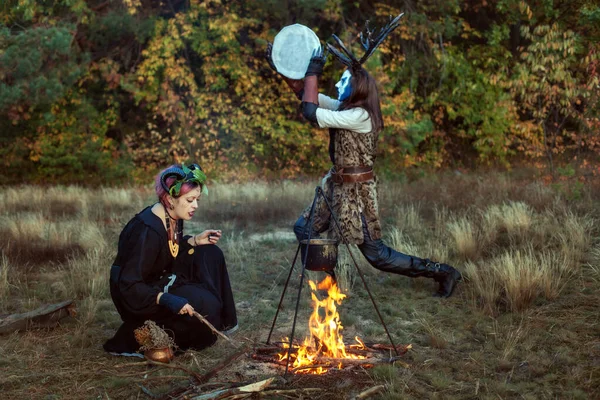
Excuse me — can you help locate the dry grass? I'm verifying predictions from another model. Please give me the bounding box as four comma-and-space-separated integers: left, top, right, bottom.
200, 180, 312, 227
492, 317, 529, 361
447, 216, 479, 261
0, 254, 13, 302
0, 171, 599, 399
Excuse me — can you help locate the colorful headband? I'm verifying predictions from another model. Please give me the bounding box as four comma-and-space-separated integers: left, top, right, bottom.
326, 13, 404, 70
160, 163, 208, 197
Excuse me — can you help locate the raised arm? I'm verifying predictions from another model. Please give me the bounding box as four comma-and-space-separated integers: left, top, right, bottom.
301, 47, 328, 123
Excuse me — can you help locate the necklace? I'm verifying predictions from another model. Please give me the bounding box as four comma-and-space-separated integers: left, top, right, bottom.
165, 210, 180, 258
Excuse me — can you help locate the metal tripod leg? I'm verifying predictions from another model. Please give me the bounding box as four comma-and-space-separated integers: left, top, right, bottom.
264, 187, 320, 375
266, 243, 301, 345
317, 186, 399, 356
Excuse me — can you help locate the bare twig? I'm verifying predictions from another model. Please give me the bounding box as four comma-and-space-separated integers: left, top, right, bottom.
355, 384, 385, 399
190, 378, 274, 400
290, 364, 331, 373
0, 300, 75, 334
192, 311, 236, 346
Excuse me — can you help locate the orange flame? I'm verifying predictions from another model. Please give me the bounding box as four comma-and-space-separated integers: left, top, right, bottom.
279, 276, 365, 374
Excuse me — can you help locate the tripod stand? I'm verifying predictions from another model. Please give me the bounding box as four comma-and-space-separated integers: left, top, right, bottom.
266, 186, 398, 375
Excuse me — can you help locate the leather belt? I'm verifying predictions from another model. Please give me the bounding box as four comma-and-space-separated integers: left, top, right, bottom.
331, 166, 374, 184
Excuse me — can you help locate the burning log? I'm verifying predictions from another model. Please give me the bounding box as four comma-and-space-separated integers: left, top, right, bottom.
253, 342, 411, 374
257, 276, 411, 375
290, 356, 406, 373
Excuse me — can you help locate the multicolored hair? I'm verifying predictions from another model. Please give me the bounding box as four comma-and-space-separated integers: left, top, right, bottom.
155, 163, 208, 206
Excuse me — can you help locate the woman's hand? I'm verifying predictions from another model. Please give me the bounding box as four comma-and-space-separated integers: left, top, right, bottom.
305, 46, 328, 77
179, 303, 195, 316
194, 229, 222, 246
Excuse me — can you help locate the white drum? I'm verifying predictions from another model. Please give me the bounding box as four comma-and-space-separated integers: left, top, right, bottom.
272, 24, 321, 80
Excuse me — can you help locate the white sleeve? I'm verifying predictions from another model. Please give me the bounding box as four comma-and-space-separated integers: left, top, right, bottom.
316, 107, 372, 133
318, 93, 341, 111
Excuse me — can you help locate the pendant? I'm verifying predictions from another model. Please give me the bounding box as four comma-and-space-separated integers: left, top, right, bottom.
168, 240, 179, 258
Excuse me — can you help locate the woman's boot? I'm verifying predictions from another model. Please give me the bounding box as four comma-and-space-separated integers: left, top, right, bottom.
417, 259, 462, 298
356, 231, 462, 298
407, 257, 462, 298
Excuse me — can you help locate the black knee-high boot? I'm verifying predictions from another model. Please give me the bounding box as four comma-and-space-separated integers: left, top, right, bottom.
358, 235, 462, 298
410, 258, 462, 298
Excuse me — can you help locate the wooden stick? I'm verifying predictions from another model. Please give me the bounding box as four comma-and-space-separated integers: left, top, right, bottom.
368, 343, 412, 355
251, 354, 288, 366
308, 356, 380, 366
355, 385, 385, 399
0, 300, 75, 334
288, 356, 406, 373
253, 346, 282, 354
290, 364, 331, 373
192, 311, 236, 346
190, 378, 274, 400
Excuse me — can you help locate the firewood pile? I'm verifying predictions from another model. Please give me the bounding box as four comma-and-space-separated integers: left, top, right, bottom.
125, 340, 411, 399
252, 341, 412, 374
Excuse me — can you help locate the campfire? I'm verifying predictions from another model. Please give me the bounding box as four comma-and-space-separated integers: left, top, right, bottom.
256, 276, 411, 374
277, 276, 365, 374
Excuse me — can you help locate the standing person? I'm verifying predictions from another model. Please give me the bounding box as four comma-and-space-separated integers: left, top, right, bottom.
266, 16, 461, 298
104, 163, 238, 355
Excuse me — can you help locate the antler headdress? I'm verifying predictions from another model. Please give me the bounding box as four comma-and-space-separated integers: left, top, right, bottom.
326, 13, 404, 70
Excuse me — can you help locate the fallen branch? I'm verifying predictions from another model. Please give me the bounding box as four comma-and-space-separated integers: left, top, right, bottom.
368, 343, 412, 355
306, 356, 380, 366
290, 364, 331, 373
192, 311, 236, 346
253, 346, 281, 354
191, 377, 274, 400
354, 385, 385, 399
0, 300, 76, 335
251, 354, 288, 366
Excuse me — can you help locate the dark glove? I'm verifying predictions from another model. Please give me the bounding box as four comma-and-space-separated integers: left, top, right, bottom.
305, 46, 328, 77
265, 42, 278, 73
159, 293, 188, 314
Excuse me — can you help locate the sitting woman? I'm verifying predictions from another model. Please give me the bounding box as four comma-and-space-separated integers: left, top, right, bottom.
103, 163, 237, 355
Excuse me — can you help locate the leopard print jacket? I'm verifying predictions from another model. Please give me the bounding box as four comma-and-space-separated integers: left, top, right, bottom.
302, 127, 382, 244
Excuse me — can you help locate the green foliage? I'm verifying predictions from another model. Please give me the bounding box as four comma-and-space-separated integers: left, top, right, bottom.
33, 92, 133, 185
0, 25, 86, 111
0, 0, 599, 184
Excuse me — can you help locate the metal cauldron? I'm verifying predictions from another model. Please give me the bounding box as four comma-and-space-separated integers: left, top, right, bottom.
299, 239, 339, 271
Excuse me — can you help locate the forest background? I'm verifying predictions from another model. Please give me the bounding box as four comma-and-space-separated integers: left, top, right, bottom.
1, 0, 599, 184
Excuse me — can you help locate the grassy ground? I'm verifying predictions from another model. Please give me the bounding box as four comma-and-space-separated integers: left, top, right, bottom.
0, 172, 599, 399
